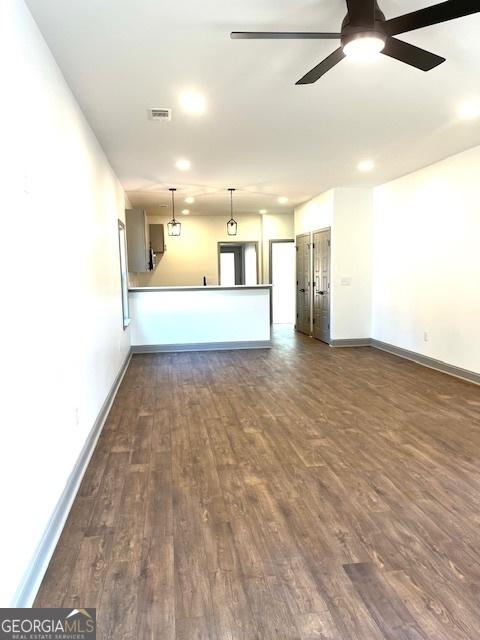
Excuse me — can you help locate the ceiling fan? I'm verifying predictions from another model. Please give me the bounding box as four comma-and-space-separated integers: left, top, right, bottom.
231, 0, 480, 84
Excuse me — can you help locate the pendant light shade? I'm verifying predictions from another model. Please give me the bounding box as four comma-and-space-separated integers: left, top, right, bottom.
167, 188, 181, 236
227, 188, 237, 236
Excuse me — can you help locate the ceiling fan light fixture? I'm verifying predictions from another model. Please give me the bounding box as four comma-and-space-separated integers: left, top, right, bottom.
343, 32, 386, 61
232, 1, 480, 83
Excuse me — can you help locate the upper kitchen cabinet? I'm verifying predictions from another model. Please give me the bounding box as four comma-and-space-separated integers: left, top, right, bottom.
125, 209, 153, 272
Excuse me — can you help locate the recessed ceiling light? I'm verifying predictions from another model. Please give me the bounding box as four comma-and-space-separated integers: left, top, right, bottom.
175, 158, 191, 171
457, 99, 480, 121
182, 209, 190, 215
179, 90, 207, 115
357, 159, 375, 172
185, 196, 195, 204
259, 209, 267, 214
278, 196, 288, 204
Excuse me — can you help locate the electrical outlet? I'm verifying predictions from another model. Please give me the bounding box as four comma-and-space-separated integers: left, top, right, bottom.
75, 407, 80, 427
423, 331, 429, 342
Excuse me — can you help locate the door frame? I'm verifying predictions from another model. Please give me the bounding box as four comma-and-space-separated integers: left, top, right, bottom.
217, 241, 260, 285
312, 227, 331, 343
269, 238, 295, 324
268, 238, 295, 284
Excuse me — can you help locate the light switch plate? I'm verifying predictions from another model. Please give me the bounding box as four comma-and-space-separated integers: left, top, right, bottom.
340, 277, 352, 286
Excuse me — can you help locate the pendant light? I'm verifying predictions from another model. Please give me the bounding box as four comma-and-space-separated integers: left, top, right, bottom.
167, 188, 181, 236
227, 188, 237, 236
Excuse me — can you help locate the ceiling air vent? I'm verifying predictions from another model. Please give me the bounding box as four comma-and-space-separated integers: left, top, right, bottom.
148, 108, 172, 121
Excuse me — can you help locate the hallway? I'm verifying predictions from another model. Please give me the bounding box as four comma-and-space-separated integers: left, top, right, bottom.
35, 331, 480, 639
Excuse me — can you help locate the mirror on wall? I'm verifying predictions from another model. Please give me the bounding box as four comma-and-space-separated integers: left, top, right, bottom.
218, 242, 259, 286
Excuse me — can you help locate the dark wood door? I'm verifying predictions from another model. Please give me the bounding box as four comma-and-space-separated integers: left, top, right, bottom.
312, 229, 331, 343
295, 234, 311, 335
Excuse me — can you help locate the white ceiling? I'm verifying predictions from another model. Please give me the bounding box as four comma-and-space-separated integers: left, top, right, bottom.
26, 0, 480, 215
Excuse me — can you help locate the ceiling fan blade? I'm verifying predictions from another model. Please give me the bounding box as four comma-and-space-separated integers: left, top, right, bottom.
382, 37, 446, 70
345, 0, 375, 26
385, 0, 480, 36
296, 47, 345, 84
230, 32, 341, 39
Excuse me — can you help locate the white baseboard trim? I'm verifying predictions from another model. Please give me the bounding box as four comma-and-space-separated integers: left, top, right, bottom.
132, 340, 271, 353
11, 349, 132, 608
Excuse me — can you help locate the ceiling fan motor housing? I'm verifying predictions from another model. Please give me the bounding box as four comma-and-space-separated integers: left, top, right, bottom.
340, 2, 387, 49
231, 0, 480, 83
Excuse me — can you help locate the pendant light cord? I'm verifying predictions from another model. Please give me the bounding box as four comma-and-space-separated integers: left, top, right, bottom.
169, 187, 176, 223
228, 187, 235, 222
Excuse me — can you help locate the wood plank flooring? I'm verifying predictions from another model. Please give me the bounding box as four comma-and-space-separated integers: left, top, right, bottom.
35, 327, 480, 639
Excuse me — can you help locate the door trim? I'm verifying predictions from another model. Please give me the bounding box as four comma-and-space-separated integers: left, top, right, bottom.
269, 238, 295, 325
217, 241, 260, 285
268, 238, 295, 284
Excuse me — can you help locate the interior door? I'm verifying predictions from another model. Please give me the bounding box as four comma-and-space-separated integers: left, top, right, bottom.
312, 229, 331, 343
295, 234, 311, 335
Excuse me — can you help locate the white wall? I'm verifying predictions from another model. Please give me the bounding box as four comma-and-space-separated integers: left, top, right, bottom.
0, 0, 130, 606
332, 189, 373, 340
294, 190, 334, 237
372, 146, 480, 373
295, 151, 480, 373
294, 188, 373, 340
134, 212, 294, 287
135, 214, 261, 286
261, 213, 295, 282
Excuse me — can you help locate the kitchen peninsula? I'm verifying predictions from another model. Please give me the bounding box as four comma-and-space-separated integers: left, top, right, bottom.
129, 285, 272, 352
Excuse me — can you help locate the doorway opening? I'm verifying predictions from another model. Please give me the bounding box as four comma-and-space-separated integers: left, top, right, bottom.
218, 242, 259, 286
270, 239, 296, 324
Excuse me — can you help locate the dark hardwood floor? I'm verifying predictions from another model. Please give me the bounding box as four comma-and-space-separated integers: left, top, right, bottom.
35, 327, 480, 639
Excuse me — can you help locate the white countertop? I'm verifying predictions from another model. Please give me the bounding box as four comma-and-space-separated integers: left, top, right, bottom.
129, 284, 272, 292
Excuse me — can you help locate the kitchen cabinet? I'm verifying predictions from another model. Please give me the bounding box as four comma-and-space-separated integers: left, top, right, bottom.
125, 208, 152, 272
